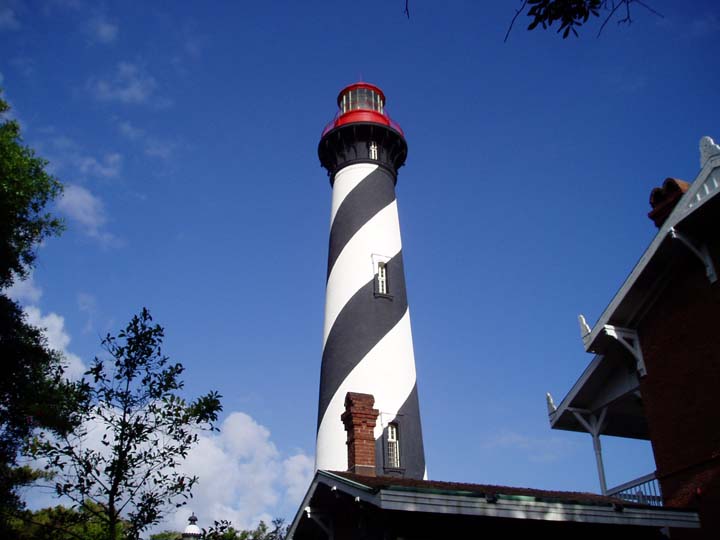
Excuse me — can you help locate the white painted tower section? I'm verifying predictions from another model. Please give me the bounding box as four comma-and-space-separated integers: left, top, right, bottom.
315, 162, 419, 473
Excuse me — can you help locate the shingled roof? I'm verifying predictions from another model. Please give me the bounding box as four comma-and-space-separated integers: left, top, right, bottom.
332, 471, 651, 508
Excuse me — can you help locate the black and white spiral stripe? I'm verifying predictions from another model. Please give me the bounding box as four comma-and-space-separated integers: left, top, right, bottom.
315, 162, 426, 479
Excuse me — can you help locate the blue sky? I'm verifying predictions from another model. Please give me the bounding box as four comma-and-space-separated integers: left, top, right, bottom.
2, 0, 719, 532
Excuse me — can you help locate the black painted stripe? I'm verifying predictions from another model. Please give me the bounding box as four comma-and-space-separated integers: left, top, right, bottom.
317, 252, 408, 430
327, 167, 396, 280
374, 384, 425, 479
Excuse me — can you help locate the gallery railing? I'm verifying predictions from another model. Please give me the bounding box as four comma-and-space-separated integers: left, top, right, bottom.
607, 472, 663, 507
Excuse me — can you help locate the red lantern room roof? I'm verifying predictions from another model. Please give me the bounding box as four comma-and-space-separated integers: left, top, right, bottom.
321, 82, 404, 137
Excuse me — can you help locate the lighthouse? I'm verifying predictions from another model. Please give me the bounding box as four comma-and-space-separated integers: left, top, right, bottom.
315, 82, 426, 479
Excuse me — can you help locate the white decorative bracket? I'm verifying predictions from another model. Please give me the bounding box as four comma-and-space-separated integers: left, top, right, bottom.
546, 392, 557, 415
571, 407, 608, 495
669, 227, 717, 283
604, 325, 647, 376
578, 314, 592, 348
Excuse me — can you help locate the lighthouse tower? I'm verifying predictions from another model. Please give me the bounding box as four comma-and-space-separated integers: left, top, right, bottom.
315, 83, 426, 479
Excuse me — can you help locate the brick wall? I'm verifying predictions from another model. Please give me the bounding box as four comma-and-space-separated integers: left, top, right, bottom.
638, 235, 720, 536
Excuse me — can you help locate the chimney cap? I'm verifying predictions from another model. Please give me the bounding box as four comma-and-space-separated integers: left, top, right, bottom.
648, 177, 690, 228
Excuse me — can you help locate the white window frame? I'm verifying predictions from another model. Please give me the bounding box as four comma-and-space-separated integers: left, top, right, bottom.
387, 423, 400, 468
371, 254, 392, 297
369, 141, 378, 160
377, 262, 387, 295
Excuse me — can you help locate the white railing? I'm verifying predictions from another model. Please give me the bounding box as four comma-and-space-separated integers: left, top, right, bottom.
606, 472, 663, 506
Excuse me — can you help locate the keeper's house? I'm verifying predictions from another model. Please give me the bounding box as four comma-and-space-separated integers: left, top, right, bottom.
548, 136, 720, 539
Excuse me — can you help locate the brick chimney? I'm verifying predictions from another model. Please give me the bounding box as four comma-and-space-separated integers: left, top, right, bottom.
341, 392, 379, 477
648, 177, 690, 228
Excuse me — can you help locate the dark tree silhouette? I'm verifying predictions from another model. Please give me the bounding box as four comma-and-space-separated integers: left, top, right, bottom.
35, 309, 223, 540
505, 0, 662, 40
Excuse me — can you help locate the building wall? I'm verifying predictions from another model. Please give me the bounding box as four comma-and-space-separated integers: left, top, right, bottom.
638, 235, 720, 536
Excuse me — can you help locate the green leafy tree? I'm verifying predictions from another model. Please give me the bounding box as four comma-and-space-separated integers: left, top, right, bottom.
0, 91, 64, 287
0, 89, 85, 536
10, 503, 129, 540
149, 531, 182, 540
236, 518, 287, 540
151, 517, 288, 540
35, 309, 223, 540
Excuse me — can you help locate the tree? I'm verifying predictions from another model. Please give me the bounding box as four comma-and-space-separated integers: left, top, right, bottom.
9, 503, 129, 540
0, 90, 64, 288
35, 308, 223, 540
0, 297, 85, 521
0, 88, 84, 536
505, 0, 662, 40
236, 518, 287, 540
150, 517, 288, 540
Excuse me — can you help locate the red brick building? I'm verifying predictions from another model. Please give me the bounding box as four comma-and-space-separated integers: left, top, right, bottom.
548, 136, 720, 538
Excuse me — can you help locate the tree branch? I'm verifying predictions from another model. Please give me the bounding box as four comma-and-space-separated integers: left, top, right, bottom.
505, 0, 529, 42
597, 0, 625, 36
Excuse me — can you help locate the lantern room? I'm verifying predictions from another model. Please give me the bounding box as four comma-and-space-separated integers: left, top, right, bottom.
338, 83, 385, 114
319, 82, 408, 181
321, 82, 403, 137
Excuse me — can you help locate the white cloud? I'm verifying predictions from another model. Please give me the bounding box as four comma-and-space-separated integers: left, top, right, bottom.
144, 139, 176, 160
6, 272, 43, 303
282, 453, 314, 504
87, 16, 118, 43
89, 62, 158, 104
23, 305, 86, 379
0, 7, 20, 30
42, 136, 122, 181
57, 184, 116, 244
77, 292, 97, 333
77, 152, 122, 178
117, 119, 176, 160
117, 119, 144, 140
4, 273, 85, 380
164, 412, 313, 532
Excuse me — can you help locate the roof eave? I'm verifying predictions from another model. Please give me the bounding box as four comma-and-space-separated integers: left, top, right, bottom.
290, 471, 700, 533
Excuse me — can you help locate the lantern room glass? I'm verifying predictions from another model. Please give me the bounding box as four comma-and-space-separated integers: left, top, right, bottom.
341, 87, 384, 114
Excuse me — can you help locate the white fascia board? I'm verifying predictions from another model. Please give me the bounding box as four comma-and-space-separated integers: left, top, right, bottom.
377, 489, 700, 529
549, 355, 604, 429
586, 157, 720, 353
318, 470, 378, 496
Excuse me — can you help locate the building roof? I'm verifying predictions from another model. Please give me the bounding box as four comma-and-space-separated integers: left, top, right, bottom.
287, 470, 700, 539
331, 470, 643, 507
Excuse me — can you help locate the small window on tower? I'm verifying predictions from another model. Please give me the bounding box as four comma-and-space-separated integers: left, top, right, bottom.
377, 261, 388, 295
370, 142, 378, 160
387, 423, 400, 469
372, 254, 392, 299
